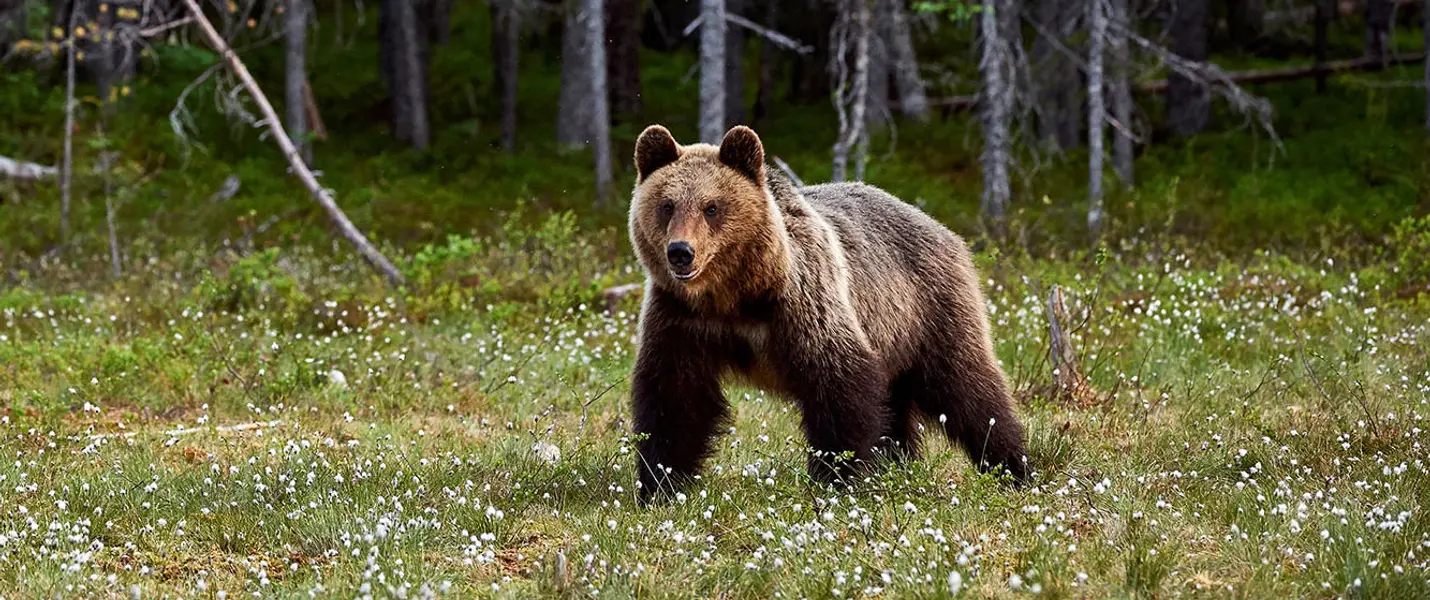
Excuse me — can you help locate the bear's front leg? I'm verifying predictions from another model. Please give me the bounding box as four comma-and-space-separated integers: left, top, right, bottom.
776, 323, 890, 486
630, 308, 730, 503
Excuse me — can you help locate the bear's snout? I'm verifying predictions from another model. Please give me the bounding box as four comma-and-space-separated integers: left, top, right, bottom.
666, 241, 696, 278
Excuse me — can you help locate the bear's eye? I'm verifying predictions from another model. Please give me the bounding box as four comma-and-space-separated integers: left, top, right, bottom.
703, 204, 719, 217
659, 201, 674, 216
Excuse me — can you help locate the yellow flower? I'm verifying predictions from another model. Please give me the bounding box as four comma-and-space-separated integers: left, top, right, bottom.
109, 87, 118, 101
99, 3, 108, 12
246, 18, 256, 28
75, 26, 86, 38
52, 27, 63, 39
227, 0, 237, 12
120, 86, 131, 97
76, 51, 85, 60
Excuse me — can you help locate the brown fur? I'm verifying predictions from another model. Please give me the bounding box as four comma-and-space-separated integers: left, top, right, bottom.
628, 125, 1028, 501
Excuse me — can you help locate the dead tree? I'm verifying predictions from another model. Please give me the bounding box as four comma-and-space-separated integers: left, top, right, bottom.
493, 0, 521, 151
557, 0, 593, 146
61, 2, 78, 243
753, 0, 779, 124
831, 0, 871, 182
1087, 0, 1106, 239
726, 0, 746, 126
1032, 0, 1082, 150
1165, 0, 1209, 136
1109, 0, 1133, 187
1365, 0, 1392, 62
700, 0, 727, 143
883, 0, 929, 121
606, 0, 643, 121
979, 0, 1015, 238
586, 0, 612, 203
285, 0, 311, 165
382, 0, 430, 150
180, 0, 406, 286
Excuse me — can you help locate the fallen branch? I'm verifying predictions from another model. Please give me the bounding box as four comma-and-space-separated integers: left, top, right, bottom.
602, 283, 642, 314
179, 0, 406, 287
912, 52, 1428, 112
140, 16, 194, 38
682, 13, 813, 54
208, 174, 241, 203
0, 156, 58, 181
87, 419, 283, 440
773, 156, 805, 187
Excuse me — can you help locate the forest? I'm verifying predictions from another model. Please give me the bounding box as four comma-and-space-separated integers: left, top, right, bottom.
1, 0, 1429, 597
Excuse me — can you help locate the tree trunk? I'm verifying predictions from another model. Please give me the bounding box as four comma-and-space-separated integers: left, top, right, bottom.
725, 0, 747, 126
181, 0, 406, 287
61, 2, 77, 243
1314, 0, 1329, 92
865, 3, 890, 133
1032, 0, 1082, 149
699, 0, 727, 143
1109, 0, 1133, 187
285, 0, 311, 165
382, 0, 430, 150
789, 0, 836, 104
979, 0, 1013, 238
1088, 0, 1107, 239
1224, 0, 1264, 49
1365, 0, 1392, 62
557, 0, 594, 146
493, 0, 521, 152
883, 0, 929, 121
606, 0, 642, 121
753, 0, 778, 124
1165, 0, 1209, 136
586, 0, 612, 203
831, 0, 871, 183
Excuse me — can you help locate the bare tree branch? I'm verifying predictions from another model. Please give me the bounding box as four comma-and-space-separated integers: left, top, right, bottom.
0, 156, 58, 181
179, 0, 406, 287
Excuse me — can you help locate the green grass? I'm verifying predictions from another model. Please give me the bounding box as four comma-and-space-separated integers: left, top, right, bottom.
0, 212, 1427, 597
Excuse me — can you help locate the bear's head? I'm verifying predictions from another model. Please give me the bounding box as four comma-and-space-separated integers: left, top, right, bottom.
629, 125, 790, 312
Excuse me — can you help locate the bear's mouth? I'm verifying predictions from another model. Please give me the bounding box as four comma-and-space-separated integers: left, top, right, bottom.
671, 268, 701, 282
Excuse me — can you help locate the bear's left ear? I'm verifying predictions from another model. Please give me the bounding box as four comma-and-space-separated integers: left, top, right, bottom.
635, 125, 681, 183
718, 126, 766, 184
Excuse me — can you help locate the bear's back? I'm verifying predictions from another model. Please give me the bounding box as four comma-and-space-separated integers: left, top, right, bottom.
791, 181, 978, 371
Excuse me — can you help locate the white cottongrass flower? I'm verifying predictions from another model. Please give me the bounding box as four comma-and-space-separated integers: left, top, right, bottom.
532, 441, 561, 465
327, 369, 348, 389
947, 571, 963, 596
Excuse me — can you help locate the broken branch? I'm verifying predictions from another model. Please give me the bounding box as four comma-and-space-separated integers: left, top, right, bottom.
179, 0, 406, 287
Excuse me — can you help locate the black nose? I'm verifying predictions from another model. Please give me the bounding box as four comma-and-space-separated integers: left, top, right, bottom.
667, 242, 694, 268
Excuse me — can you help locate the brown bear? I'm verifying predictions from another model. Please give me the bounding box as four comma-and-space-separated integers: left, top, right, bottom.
627, 124, 1027, 500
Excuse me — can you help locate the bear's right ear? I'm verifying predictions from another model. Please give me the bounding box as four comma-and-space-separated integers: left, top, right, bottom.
718, 126, 765, 184
635, 125, 681, 182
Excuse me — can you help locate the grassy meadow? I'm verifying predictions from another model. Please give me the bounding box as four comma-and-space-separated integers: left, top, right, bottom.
3, 2, 1430, 598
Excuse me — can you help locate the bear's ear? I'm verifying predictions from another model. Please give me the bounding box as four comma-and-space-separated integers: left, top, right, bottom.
718, 126, 766, 184
635, 125, 681, 182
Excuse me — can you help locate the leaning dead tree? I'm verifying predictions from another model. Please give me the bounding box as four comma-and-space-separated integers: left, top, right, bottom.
178, 0, 406, 286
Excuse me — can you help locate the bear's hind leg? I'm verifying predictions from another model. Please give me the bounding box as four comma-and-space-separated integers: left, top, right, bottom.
777, 332, 891, 486
912, 347, 1028, 484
